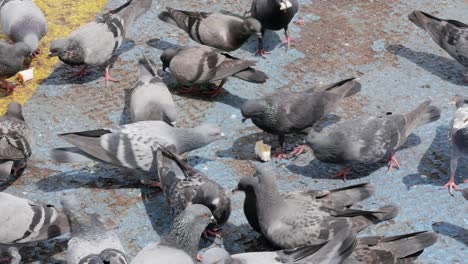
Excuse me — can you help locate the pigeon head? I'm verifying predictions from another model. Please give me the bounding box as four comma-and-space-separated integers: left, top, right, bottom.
160, 48, 179, 71
193, 182, 231, 228
13, 42, 32, 57
242, 18, 262, 37
49, 39, 70, 58
23, 34, 40, 52
194, 124, 226, 143
233, 176, 258, 194
241, 99, 266, 122
455, 97, 468, 109
6, 102, 24, 120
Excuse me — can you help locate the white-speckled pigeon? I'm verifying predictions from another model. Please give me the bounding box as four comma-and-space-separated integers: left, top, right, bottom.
234, 164, 398, 249
241, 77, 359, 160
442, 98, 468, 195
0, 42, 31, 93
61, 193, 128, 264
0, 102, 32, 182
234, 175, 374, 233
129, 55, 177, 124
131, 204, 216, 264
0, 192, 70, 264
344, 231, 437, 264
49, 0, 152, 86
0, 0, 47, 55
251, 0, 299, 57
160, 46, 267, 97
202, 227, 356, 264
151, 144, 231, 236
306, 99, 441, 179
408, 11, 468, 82
158, 7, 262, 52
50, 121, 225, 177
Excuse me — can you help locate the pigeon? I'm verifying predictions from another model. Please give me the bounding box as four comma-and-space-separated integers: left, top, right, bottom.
0, 0, 47, 55
0, 102, 32, 183
202, 226, 356, 264
234, 174, 374, 233
241, 77, 359, 160
151, 144, 231, 236
129, 55, 177, 124
61, 193, 129, 264
158, 7, 262, 52
0, 41, 31, 93
344, 231, 438, 264
50, 121, 225, 183
233, 164, 399, 249
306, 99, 441, 179
443, 98, 468, 195
49, 0, 152, 85
251, 0, 299, 57
408, 11, 468, 82
131, 204, 216, 264
0, 192, 70, 264
160, 46, 267, 97
462, 188, 468, 200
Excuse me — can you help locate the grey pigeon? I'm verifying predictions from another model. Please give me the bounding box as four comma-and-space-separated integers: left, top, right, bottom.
0, 42, 31, 93
131, 204, 216, 264
234, 175, 374, 233
61, 193, 128, 264
306, 99, 441, 179
443, 98, 468, 195
344, 231, 437, 264
129, 55, 177, 124
0, 192, 70, 264
49, 0, 152, 85
0, 102, 32, 182
0, 0, 47, 55
50, 121, 225, 180
408, 11, 468, 82
152, 144, 231, 234
158, 7, 262, 52
234, 164, 398, 249
160, 46, 267, 97
202, 227, 356, 264
241, 77, 359, 160
251, 0, 299, 57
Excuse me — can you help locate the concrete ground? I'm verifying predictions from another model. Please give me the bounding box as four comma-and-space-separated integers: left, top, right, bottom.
1, 0, 467, 263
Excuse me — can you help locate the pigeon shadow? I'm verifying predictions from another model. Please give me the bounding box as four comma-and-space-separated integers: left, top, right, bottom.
386, 44, 467, 86
35, 165, 144, 192
432, 221, 468, 247
0, 160, 27, 191
146, 38, 180, 51
41, 40, 136, 86
240, 30, 282, 53
403, 125, 467, 189
220, 222, 273, 254
17, 239, 68, 264
120, 88, 132, 125
288, 133, 422, 180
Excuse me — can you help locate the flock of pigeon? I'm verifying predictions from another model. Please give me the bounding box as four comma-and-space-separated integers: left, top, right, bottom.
0, 0, 467, 263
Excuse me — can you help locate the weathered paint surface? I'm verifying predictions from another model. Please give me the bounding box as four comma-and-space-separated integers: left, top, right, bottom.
0, 0, 467, 263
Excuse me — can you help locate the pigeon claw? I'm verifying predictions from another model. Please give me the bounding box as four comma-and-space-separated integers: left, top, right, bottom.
387, 152, 400, 172
203, 86, 226, 98
203, 228, 221, 239
273, 151, 288, 162
294, 19, 305, 25
254, 49, 270, 59
72, 66, 88, 78
197, 254, 203, 262
289, 144, 305, 156
440, 178, 460, 196
100, 68, 119, 87
280, 36, 295, 50
333, 167, 352, 181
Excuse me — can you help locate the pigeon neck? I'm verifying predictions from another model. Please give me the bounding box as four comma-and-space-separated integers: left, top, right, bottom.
255, 179, 286, 212
174, 128, 207, 154
161, 218, 206, 260
23, 34, 39, 52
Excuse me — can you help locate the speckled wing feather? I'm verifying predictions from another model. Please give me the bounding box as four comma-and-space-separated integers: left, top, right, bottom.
409, 11, 468, 68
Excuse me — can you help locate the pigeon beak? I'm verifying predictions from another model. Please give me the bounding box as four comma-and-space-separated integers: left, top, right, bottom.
231, 187, 239, 193
48, 52, 55, 58
210, 215, 216, 224
242, 117, 248, 123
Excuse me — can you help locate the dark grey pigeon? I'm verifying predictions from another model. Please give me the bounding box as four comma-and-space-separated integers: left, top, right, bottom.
50, 121, 225, 183
0, 0, 47, 55
408, 11, 468, 82
61, 193, 128, 264
202, 226, 356, 264
151, 144, 231, 234
49, 0, 152, 86
234, 175, 374, 233
0, 42, 31, 93
234, 164, 398, 249
160, 46, 267, 97
0, 102, 32, 182
443, 98, 468, 195
241, 77, 359, 160
158, 7, 262, 52
344, 231, 437, 264
251, 0, 299, 57
0, 192, 70, 264
306, 99, 441, 179
131, 204, 216, 264
129, 55, 177, 124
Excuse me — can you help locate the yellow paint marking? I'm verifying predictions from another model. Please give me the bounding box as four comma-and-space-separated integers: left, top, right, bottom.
0, 0, 108, 114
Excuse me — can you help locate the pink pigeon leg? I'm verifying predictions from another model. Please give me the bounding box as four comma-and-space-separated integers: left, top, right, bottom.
333, 166, 352, 181
441, 157, 461, 195
294, 19, 305, 25
72, 66, 88, 78
1, 80, 16, 93
100, 66, 119, 87
387, 152, 400, 172
254, 49, 270, 59
289, 144, 306, 156
203, 79, 227, 98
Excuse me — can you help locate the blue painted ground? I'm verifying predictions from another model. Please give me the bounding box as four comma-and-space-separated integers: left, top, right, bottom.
2, 0, 467, 262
